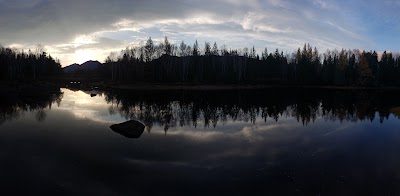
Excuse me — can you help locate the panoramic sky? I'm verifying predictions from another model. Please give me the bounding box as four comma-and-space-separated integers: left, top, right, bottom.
0, 0, 399, 66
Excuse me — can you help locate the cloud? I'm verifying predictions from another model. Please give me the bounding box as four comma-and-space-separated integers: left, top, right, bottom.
76, 37, 124, 50
0, 0, 394, 66
45, 36, 125, 65
0, 0, 190, 44
313, 0, 332, 9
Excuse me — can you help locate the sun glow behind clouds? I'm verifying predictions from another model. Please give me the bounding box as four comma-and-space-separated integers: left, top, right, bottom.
73, 35, 96, 47
74, 49, 98, 64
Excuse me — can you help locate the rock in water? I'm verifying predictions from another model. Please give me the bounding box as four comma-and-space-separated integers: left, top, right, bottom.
110, 120, 145, 138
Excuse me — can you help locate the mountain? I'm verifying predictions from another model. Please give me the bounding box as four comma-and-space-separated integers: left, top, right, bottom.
63, 60, 102, 73
63, 63, 80, 72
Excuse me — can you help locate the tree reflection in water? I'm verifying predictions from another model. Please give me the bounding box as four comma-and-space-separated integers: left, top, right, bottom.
0, 89, 63, 124
103, 88, 400, 133
1, 88, 399, 131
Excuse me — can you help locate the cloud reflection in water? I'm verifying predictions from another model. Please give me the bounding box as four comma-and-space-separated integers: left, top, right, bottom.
54, 88, 127, 123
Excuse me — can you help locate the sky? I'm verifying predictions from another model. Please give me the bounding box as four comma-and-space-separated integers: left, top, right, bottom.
0, 0, 399, 67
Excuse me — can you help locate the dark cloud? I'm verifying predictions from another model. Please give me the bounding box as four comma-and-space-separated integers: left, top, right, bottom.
76, 37, 124, 50
2, 0, 397, 66
0, 0, 195, 45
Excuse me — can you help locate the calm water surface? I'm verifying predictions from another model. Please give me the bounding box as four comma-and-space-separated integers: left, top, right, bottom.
1, 88, 400, 195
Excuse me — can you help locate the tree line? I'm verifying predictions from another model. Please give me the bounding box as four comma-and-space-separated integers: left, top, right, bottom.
0, 44, 62, 81
103, 36, 400, 86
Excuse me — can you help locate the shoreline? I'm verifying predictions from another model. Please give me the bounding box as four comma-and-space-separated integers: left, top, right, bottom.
103, 83, 400, 91
2, 81, 400, 91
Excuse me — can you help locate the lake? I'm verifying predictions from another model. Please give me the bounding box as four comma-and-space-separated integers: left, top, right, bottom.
1, 87, 400, 195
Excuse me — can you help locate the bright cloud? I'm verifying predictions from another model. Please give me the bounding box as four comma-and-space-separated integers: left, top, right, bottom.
0, 0, 398, 66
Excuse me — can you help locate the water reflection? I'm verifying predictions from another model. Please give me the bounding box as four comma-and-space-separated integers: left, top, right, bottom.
0, 89, 63, 124
103, 88, 400, 132
1, 88, 399, 132
53, 88, 126, 123
1, 87, 400, 194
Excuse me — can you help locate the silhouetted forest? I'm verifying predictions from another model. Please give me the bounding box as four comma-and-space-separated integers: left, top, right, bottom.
104, 88, 400, 132
102, 37, 400, 86
0, 45, 62, 81
1, 39, 400, 87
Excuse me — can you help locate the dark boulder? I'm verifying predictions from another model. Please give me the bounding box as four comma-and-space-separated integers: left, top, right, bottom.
110, 120, 145, 138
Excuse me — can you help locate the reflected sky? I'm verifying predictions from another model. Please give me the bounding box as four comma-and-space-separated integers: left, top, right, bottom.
54, 88, 127, 123
1, 88, 400, 195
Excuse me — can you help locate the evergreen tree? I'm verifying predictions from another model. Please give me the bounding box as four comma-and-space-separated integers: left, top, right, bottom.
212, 42, 219, 56
250, 46, 256, 59
145, 37, 155, 62
358, 51, 373, 86
192, 40, 200, 56
164, 36, 172, 56
204, 42, 211, 56
179, 41, 187, 57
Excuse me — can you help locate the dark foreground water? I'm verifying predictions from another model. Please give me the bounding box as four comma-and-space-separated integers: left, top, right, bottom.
1, 87, 400, 195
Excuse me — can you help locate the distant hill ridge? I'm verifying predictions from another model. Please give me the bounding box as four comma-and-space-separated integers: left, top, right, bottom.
63, 60, 102, 72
